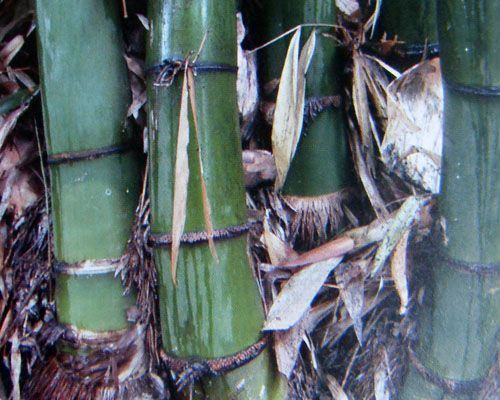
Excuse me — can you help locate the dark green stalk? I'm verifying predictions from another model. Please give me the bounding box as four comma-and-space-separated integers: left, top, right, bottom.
401, 1, 499, 398
372, 0, 438, 68
256, 1, 353, 197
147, 1, 284, 398
31, 0, 146, 398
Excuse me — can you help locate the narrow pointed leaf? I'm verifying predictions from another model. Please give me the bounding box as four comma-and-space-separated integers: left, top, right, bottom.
171, 68, 190, 283
264, 257, 342, 330
187, 68, 218, 262
272, 28, 301, 190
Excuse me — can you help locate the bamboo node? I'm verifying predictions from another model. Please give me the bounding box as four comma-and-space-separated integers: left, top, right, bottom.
444, 78, 500, 97
149, 221, 253, 247
147, 58, 237, 87
407, 344, 489, 395
160, 335, 268, 392
47, 142, 134, 165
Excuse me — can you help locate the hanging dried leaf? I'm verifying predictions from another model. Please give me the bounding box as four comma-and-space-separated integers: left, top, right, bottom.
374, 367, 390, 400
381, 58, 443, 193
187, 68, 217, 262
242, 149, 277, 188
391, 229, 410, 315
371, 196, 424, 277
0, 35, 24, 67
170, 67, 190, 284
10, 331, 21, 400
264, 256, 342, 331
262, 225, 298, 265
336, 0, 360, 17
0, 104, 28, 149
237, 12, 259, 140
350, 132, 388, 219
274, 302, 332, 378
272, 28, 316, 190
279, 236, 354, 268
325, 374, 350, 400
336, 262, 365, 345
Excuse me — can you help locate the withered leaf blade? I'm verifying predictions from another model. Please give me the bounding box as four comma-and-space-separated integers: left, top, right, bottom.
273, 302, 332, 378
0, 34, 24, 67
336, 262, 364, 345
263, 256, 342, 331
336, 0, 360, 17
272, 28, 316, 190
371, 196, 424, 277
381, 58, 443, 193
10, 331, 21, 400
279, 236, 354, 268
262, 225, 298, 266
325, 374, 350, 400
187, 68, 218, 262
391, 229, 410, 315
170, 67, 190, 284
272, 28, 300, 190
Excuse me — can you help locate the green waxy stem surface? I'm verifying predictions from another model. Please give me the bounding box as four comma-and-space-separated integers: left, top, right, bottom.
438, 1, 500, 87
147, 0, 285, 397
56, 272, 136, 332
401, 1, 499, 398
36, 0, 139, 332
376, 0, 438, 45
254, 1, 353, 196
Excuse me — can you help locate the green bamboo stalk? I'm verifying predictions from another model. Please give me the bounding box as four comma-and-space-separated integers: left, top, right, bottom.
401, 1, 499, 398
147, 1, 284, 398
256, 1, 353, 197
376, 0, 438, 46
33, 0, 143, 396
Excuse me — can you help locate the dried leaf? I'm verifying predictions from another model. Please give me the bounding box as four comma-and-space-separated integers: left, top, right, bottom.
187, 68, 217, 262
274, 321, 307, 378
272, 28, 316, 190
336, 263, 364, 345
264, 256, 342, 331
374, 367, 390, 400
170, 67, 190, 284
124, 55, 145, 80
325, 374, 350, 400
336, 0, 360, 16
279, 236, 354, 268
381, 58, 443, 193
127, 74, 146, 119
274, 302, 332, 377
237, 12, 259, 138
242, 149, 276, 188
350, 132, 388, 218
0, 35, 24, 67
10, 332, 20, 400
262, 226, 298, 266
371, 196, 424, 277
0, 105, 28, 149
136, 14, 149, 30
391, 229, 410, 315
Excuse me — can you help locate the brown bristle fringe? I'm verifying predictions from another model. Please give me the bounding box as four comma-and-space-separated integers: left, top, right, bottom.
24, 324, 164, 400
283, 189, 356, 248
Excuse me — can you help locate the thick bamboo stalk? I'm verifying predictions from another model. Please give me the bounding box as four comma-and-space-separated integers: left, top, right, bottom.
147, 1, 284, 397
255, 1, 353, 196
32, 0, 145, 397
401, 1, 499, 398
376, 0, 438, 46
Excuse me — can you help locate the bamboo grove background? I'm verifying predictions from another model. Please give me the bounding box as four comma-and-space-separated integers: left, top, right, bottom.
0, 0, 497, 399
